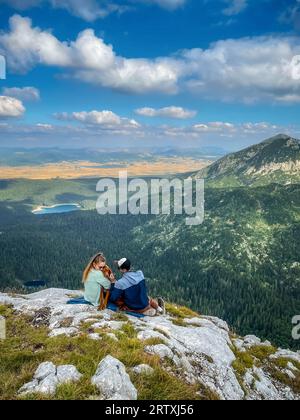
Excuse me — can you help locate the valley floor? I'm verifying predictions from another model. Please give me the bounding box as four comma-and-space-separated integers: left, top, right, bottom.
0, 158, 210, 180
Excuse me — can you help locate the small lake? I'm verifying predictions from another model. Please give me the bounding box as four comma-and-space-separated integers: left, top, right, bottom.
32, 203, 81, 215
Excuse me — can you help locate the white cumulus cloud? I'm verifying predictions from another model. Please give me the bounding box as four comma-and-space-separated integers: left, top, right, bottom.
135, 106, 197, 119
181, 36, 300, 104
161, 120, 282, 139
1, 16, 300, 103
55, 110, 141, 130
2, 86, 40, 101
0, 96, 25, 117
0, 15, 179, 94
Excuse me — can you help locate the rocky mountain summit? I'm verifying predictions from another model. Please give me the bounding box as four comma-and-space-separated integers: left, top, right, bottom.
0, 288, 299, 400
196, 134, 300, 187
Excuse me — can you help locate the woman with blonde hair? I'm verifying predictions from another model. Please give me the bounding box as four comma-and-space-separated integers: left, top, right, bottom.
83, 253, 115, 307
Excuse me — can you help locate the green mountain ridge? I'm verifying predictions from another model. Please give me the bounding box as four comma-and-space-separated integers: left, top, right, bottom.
196, 134, 300, 187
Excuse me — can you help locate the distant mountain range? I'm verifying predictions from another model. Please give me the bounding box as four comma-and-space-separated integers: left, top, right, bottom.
196, 134, 300, 187
0, 146, 225, 167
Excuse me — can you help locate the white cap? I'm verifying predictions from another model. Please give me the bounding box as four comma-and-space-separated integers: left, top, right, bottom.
117, 258, 127, 268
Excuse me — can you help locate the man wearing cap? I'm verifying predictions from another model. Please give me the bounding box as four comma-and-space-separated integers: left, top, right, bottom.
109, 258, 165, 316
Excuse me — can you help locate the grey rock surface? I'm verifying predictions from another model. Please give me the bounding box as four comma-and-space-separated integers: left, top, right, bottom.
91, 355, 138, 400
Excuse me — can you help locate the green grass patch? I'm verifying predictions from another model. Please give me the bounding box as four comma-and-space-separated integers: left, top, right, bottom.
0, 305, 225, 400
111, 313, 128, 322
232, 350, 254, 377
144, 338, 166, 346
120, 322, 137, 339
248, 345, 277, 362
267, 364, 300, 395
231, 344, 300, 397
132, 369, 202, 401
165, 303, 200, 320
171, 318, 188, 327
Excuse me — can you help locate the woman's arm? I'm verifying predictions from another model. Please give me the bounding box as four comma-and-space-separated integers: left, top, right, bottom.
94, 270, 112, 290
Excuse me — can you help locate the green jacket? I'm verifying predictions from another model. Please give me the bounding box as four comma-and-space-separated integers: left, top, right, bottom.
84, 269, 111, 307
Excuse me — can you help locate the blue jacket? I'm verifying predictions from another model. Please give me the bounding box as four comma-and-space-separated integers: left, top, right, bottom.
109, 271, 149, 311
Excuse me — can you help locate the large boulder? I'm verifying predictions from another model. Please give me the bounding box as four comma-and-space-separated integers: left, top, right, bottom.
91, 356, 137, 400
34, 362, 56, 382
56, 365, 83, 384
19, 362, 82, 396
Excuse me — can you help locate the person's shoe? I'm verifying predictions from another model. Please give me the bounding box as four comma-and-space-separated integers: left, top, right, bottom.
157, 296, 166, 316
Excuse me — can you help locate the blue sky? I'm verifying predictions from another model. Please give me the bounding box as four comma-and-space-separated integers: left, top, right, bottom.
0, 0, 300, 151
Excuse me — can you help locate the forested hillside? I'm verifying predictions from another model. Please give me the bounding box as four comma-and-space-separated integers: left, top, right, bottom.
0, 183, 299, 349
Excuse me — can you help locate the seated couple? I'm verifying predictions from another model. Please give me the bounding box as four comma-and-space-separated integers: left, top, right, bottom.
82, 253, 165, 317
